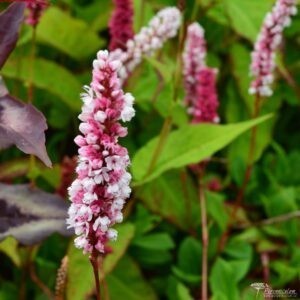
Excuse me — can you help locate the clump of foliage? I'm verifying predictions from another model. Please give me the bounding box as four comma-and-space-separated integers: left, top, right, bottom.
0, 0, 300, 300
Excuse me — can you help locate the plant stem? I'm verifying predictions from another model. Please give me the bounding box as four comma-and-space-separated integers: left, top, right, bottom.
146, 116, 172, 176
90, 251, 101, 300
28, 27, 36, 104
28, 27, 37, 185
146, 11, 185, 177
218, 95, 261, 251
199, 173, 208, 300
233, 95, 261, 213
236, 210, 300, 229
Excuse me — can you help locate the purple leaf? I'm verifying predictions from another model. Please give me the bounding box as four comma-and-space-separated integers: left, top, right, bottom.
0, 78, 52, 167
0, 2, 25, 69
0, 183, 73, 245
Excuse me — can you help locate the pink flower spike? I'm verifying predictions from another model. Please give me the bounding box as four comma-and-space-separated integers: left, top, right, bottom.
110, 7, 181, 84
191, 68, 219, 124
25, 0, 48, 27
182, 22, 207, 107
67, 50, 135, 254
182, 22, 220, 124
109, 0, 134, 51
249, 0, 297, 97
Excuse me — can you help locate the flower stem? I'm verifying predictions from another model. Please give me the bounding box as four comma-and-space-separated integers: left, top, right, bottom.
28, 27, 36, 104
218, 95, 261, 251
234, 95, 261, 209
146, 116, 172, 176
146, 18, 185, 177
89, 251, 101, 300
28, 27, 37, 185
199, 173, 208, 300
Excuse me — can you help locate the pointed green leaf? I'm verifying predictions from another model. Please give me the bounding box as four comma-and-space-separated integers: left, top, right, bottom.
37, 7, 105, 60
132, 115, 273, 184
2, 58, 82, 111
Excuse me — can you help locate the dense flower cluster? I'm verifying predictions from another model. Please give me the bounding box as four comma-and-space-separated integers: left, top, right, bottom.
249, 0, 297, 97
182, 22, 206, 106
190, 68, 219, 123
25, 0, 48, 27
109, 0, 134, 51
67, 50, 135, 254
182, 22, 219, 124
110, 7, 181, 83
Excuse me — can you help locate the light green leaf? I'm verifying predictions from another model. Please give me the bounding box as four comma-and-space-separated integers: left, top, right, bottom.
177, 282, 193, 300
2, 57, 82, 111
66, 244, 94, 300
0, 237, 21, 267
102, 223, 135, 276
224, 0, 274, 41
37, 7, 105, 60
132, 115, 273, 184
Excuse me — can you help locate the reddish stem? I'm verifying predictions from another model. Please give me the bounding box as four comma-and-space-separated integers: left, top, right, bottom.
199, 170, 208, 300
89, 251, 101, 300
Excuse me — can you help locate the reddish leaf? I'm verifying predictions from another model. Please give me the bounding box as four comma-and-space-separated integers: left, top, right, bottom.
0, 183, 72, 245
0, 3, 25, 69
0, 78, 52, 167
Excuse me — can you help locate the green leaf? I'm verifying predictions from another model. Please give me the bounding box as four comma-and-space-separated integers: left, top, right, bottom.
177, 282, 193, 300
137, 169, 200, 231
206, 191, 229, 231
210, 258, 239, 300
130, 247, 172, 266
271, 260, 299, 286
103, 223, 135, 276
166, 276, 193, 300
106, 255, 158, 300
0, 237, 21, 267
0, 158, 30, 180
2, 57, 82, 111
132, 233, 175, 251
145, 57, 173, 83
66, 244, 94, 300
177, 237, 201, 277
67, 223, 135, 300
229, 44, 253, 113
154, 83, 173, 117
37, 7, 105, 60
224, 239, 253, 282
132, 114, 273, 184
131, 205, 161, 236
224, 0, 274, 41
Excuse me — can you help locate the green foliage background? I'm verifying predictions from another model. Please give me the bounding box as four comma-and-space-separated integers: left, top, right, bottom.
0, 0, 300, 299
